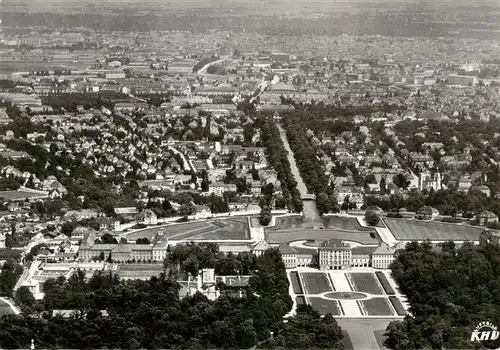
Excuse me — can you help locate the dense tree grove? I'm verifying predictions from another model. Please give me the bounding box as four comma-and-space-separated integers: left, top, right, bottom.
365, 187, 500, 218
282, 103, 367, 137
0, 260, 23, 297
165, 243, 257, 276
0, 246, 343, 349
385, 241, 500, 349
393, 119, 500, 164
255, 114, 303, 213
259, 307, 344, 349
41, 92, 129, 112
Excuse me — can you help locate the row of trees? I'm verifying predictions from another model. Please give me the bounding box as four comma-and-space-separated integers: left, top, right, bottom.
0, 246, 344, 349
384, 241, 500, 349
256, 114, 303, 213
282, 112, 339, 215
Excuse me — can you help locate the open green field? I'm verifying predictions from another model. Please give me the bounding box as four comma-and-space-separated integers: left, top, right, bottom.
126, 218, 249, 241
384, 218, 483, 241
0, 300, 14, 316
116, 264, 164, 279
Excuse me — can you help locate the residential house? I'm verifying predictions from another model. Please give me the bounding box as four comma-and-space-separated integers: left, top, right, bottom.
208, 183, 237, 196
41, 176, 67, 194
195, 205, 212, 219
476, 185, 491, 198
252, 240, 271, 257
416, 206, 439, 220
136, 209, 158, 225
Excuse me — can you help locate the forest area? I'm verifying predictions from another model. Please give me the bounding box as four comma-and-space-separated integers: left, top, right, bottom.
385, 241, 500, 349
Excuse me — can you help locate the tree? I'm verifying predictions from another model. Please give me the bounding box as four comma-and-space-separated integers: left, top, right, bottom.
316, 192, 332, 215
101, 233, 118, 244
14, 286, 35, 309
182, 255, 200, 277
60, 221, 77, 235
179, 203, 194, 220
364, 174, 377, 184
136, 237, 150, 244
201, 176, 209, 192
259, 207, 272, 226
275, 195, 286, 210
341, 195, 350, 212
380, 177, 387, 194
365, 210, 380, 226
393, 173, 409, 189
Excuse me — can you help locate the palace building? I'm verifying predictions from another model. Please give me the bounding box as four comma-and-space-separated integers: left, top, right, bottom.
279, 239, 405, 270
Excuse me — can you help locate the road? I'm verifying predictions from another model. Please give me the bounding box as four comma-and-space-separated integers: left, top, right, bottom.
168, 145, 191, 171
337, 318, 398, 350
197, 59, 227, 75
278, 125, 308, 195
356, 217, 398, 246
0, 297, 20, 315
278, 125, 321, 222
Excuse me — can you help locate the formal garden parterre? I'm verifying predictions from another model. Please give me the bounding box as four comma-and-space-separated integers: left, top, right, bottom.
348, 273, 385, 295
300, 272, 334, 294
308, 297, 343, 316
289, 270, 407, 318
358, 297, 395, 316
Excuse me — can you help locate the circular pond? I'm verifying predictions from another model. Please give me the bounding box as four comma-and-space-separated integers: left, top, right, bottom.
323, 292, 367, 300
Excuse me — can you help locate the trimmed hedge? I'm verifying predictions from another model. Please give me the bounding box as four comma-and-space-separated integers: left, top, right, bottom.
375, 271, 395, 295
290, 271, 304, 294
389, 296, 406, 316
296, 296, 306, 305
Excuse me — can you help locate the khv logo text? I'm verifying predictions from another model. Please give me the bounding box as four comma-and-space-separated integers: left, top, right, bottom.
470, 322, 499, 343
